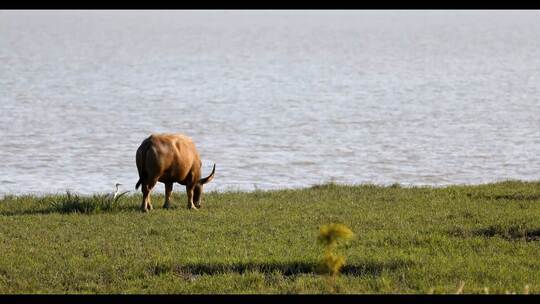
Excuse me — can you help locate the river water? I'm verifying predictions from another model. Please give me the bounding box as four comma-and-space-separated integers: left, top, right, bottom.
1, 10, 540, 195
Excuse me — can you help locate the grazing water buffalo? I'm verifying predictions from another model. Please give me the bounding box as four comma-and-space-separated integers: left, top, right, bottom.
135, 133, 215, 212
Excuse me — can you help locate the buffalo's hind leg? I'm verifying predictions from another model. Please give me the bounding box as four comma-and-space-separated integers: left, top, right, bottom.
141, 178, 158, 212
163, 182, 173, 209
141, 184, 150, 212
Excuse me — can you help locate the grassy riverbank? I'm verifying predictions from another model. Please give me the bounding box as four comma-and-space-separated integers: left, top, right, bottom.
1, 181, 539, 294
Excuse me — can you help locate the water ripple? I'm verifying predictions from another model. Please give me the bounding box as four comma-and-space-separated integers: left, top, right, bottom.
1, 11, 540, 195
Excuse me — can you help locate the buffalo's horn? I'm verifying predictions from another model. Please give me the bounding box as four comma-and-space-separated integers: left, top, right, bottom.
199, 163, 216, 185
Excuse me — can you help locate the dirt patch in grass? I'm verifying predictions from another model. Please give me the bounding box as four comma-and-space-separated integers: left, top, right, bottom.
467, 193, 540, 201
450, 225, 540, 242
473, 226, 540, 242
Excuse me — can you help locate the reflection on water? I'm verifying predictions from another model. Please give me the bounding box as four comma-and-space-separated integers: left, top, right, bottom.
1, 10, 540, 195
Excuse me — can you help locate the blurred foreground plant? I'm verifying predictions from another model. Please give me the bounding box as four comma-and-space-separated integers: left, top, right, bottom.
317, 223, 354, 277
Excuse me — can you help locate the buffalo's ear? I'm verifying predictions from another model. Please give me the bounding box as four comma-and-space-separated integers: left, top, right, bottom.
199, 163, 216, 185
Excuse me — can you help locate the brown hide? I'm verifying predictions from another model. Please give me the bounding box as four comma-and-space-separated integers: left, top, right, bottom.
135, 133, 215, 211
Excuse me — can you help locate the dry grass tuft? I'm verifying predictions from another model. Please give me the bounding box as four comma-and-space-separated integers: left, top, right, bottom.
455, 281, 465, 294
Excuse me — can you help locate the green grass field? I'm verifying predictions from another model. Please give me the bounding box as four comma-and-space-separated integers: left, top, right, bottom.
1, 181, 539, 294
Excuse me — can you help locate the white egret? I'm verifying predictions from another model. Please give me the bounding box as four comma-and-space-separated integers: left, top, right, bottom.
106, 183, 123, 200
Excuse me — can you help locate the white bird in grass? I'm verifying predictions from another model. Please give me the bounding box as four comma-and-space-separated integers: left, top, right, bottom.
106, 183, 123, 200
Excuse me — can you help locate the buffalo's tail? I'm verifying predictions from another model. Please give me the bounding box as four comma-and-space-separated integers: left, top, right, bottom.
135, 136, 153, 190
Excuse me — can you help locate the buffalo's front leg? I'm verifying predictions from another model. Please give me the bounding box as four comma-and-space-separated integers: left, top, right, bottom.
164, 182, 173, 209
194, 185, 202, 209
186, 184, 198, 210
